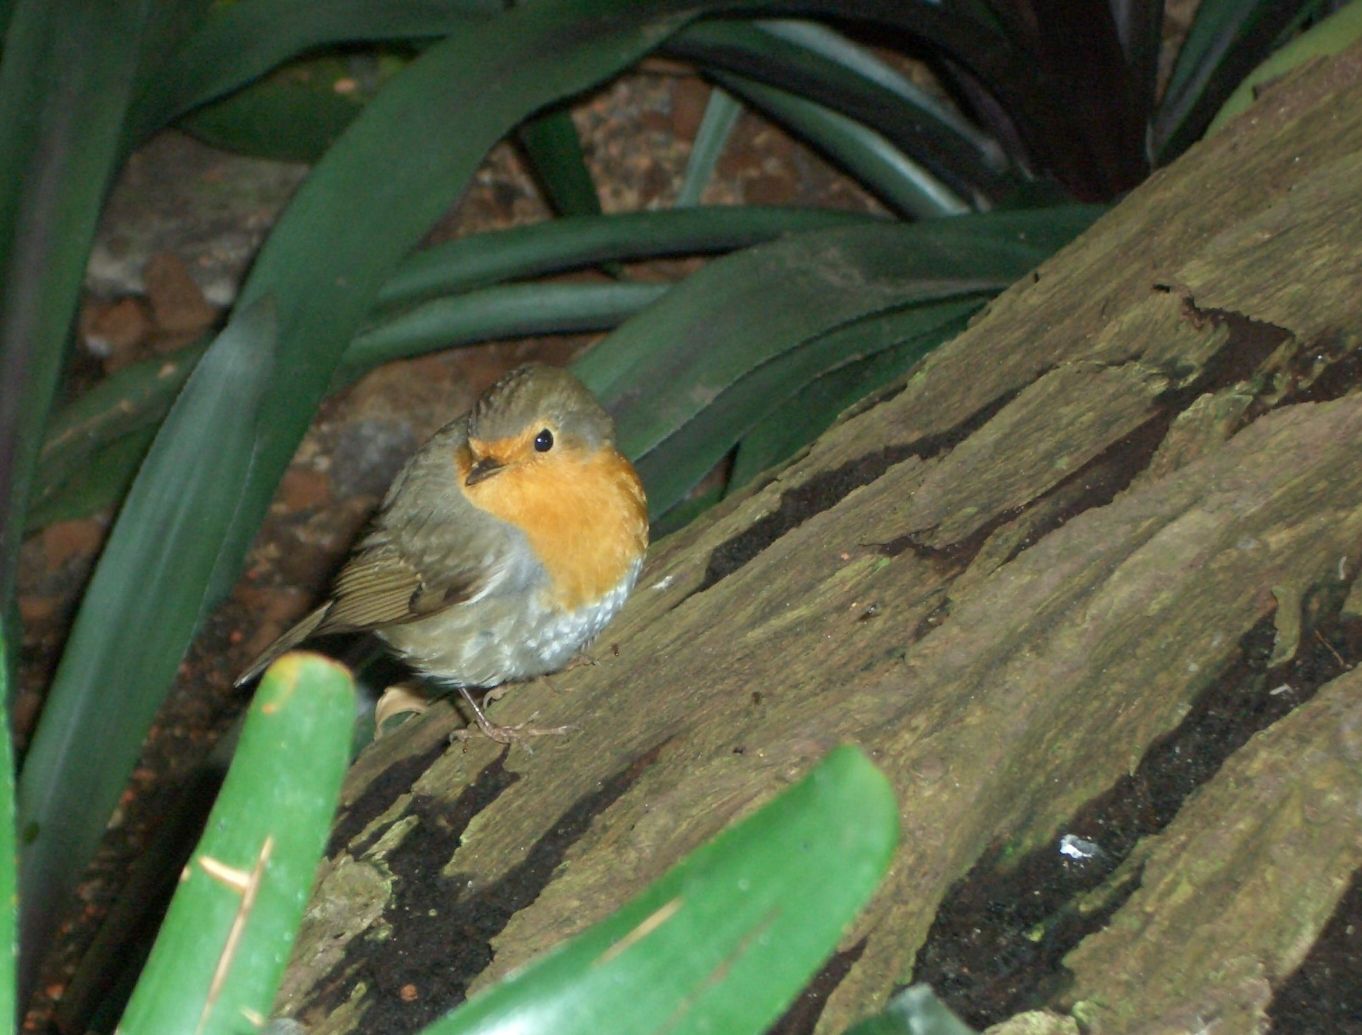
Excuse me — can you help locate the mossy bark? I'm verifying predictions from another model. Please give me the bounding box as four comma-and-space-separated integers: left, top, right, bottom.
274, 43, 1362, 1035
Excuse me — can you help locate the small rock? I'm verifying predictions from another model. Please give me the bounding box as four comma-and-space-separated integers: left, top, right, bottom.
40, 519, 106, 567
278, 467, 332, 512
144, 252, 217, 335
82, 297, 150, 371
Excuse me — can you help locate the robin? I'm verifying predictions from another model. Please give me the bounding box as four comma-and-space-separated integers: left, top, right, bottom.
236, 363, 649, 741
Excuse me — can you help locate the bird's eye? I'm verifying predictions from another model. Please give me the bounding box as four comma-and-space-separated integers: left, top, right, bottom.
534, 428, 554, 452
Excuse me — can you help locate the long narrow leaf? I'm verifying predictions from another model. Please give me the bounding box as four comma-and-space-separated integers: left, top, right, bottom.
710, 70, 969, 218
517, 107, 603, 218
342, 280, 668, 380
419, 746, 897, 1035
0, 0, 155, 611
0, 630, 16, 1030
1155, 0, 1312, 162
377, 204, 878, 310
669, 18, 1015, 201
16, 299, 280, 997
119, 653, 354, 1035
677, 86, 743, 206
645, 298, 984, 522
726, 307, 976, 491
1207, 0, 1362, 136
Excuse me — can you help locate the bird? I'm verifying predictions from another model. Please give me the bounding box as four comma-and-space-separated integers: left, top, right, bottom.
235, 363, 649, 741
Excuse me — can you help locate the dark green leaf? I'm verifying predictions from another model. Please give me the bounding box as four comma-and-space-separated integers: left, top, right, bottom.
343, 280, 669, 380
0, 629, 17, 1028
517, 107, 603, 218
377, 205, 880, 310
21, 1, 707, 1005
710, 70, 969, 218
726, 306, 975, 491
0, 0, 160, 612
34, 207, 882, 529
1207, 0, 1362, 136
181, 75, 365, 163
16, 298, 280, 1001
669, 18, 1015, 202
1156, 0, 1312, 162
419, 746, 898, 1035
128, 0, 492, 141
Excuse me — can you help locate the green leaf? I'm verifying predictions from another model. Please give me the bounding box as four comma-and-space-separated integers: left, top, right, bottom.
1207, 0, 1362, 136
726, 307, 975, 492
517, 106, 603, 218
118, 653, 354, 1035
376, 204, 879, 310
342, 280, 669, 380
127, 0, 491, 141
677, 85, 742, 206
711, 70, 969, 218
0, 630, 17, 1030
21, 0, 705, 999
26, 427, 158, 531
180, 73, 365, 163
1155, 0, 1313, 161
669, 18, 1015, 202
577, 206, 1104, 517
16, 297, 281, 999
419, 745, 898, 1035
0, 0, 160, 612
28, 341, 204, 527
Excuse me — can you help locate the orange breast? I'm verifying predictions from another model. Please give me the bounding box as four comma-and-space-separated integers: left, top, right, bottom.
461, 446, 648, 611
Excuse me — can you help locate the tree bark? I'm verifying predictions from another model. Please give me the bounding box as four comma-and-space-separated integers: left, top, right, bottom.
274, 43, 1362, 1035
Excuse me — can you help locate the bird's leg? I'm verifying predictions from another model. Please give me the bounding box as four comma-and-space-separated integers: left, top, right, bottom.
451, 686, 574, 745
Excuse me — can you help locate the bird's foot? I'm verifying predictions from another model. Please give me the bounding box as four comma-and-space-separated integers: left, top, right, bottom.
450, 687, 574, 748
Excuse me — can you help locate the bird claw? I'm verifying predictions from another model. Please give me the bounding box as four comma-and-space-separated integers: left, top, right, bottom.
450, 687, 575, 749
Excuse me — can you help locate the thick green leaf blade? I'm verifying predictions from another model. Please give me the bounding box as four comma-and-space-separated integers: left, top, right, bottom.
376, 205, 879, 310
127, 0, 493, 141
726, 307, 976, 491
344, 281, 668, 380
420, 745, 898, 1035
20, 0, 702, 1000
669, 18, 1015, 202
15, 298, 280, 998
181, 75, 365, 163
0, 630, 16, 1030
118, 653, 354, 1035
711, 70, 969, 218
517, 107, 603, 218
0, 0, 154, 611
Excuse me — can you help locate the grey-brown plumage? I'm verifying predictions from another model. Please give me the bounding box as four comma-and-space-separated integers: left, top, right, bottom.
235, 364, 648, 698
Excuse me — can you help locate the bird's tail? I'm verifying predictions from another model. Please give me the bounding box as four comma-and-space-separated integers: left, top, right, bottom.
234, 604, 332, 687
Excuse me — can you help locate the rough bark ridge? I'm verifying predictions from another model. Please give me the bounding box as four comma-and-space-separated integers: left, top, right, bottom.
275, 45, 1362, 1035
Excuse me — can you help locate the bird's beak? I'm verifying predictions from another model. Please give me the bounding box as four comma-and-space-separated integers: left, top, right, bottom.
465, 455, 505, 486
